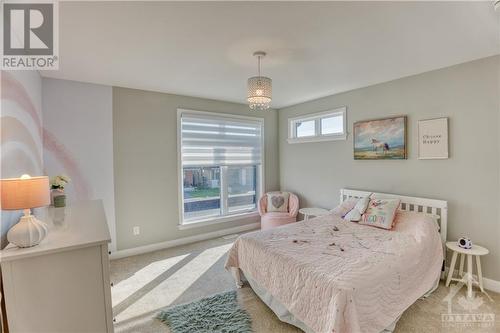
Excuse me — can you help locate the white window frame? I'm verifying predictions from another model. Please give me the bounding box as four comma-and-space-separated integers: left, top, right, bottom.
287, 107, 347, 144
177, 108, 265, 229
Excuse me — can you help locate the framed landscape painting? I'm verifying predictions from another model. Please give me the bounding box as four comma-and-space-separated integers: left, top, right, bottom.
354, 116, 407, 160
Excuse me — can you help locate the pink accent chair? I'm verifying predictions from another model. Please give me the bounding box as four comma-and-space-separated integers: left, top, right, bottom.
259, 192, 299, 230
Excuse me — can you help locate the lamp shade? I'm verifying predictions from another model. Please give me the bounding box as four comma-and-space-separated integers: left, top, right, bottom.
247, 76, 272, 110
1, 176, 50, 210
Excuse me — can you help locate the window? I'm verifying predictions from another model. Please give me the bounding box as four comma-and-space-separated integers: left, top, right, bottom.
288, 107, 347, 143
295, 119, 316, 138
178, 109, 263, 227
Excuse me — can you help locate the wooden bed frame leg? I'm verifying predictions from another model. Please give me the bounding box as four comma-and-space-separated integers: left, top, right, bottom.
231, 268, 243, 288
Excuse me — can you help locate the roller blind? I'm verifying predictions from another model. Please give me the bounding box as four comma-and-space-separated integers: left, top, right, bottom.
180, 112, 263, 167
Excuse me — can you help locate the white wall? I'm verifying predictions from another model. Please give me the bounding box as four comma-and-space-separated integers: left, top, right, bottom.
42, 78, 117, 251
278, 56, 500, 281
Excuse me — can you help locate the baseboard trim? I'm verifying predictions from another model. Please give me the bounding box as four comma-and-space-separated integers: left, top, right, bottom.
483, 277, 500, 293
443, 266, 500, 293
110, 222, 260, 260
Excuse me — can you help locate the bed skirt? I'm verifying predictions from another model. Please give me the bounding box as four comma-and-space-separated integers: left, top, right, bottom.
238, 269, 440, 333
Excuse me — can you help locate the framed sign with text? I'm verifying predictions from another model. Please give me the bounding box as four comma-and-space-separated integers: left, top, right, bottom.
418, 117, 448, 159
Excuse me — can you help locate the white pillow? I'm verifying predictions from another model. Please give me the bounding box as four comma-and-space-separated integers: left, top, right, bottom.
330, 198, 359, 217
343, 196, 370, 222
344, 208, 362, 221
354, 196, 370, 214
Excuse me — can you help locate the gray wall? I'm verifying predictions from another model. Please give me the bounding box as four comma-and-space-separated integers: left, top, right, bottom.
278, 56, 500, 281
113, 87, 279, 250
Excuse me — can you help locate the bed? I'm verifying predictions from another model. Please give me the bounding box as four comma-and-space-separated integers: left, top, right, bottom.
225, 189, 447, 333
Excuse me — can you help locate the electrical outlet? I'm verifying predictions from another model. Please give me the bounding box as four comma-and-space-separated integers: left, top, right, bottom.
133, 226, 140, 236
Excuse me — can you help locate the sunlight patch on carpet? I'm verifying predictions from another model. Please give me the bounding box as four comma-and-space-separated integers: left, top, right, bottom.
112, 254, 190, 306
115, 242, 232, 322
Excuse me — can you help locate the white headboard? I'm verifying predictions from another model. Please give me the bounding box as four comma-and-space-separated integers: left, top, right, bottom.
340, 188, 448, 245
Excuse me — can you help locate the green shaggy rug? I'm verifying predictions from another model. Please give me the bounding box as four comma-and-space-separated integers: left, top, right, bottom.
156, 290, 252, 333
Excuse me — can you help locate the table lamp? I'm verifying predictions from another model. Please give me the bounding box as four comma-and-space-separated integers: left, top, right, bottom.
1, 175, 50, 247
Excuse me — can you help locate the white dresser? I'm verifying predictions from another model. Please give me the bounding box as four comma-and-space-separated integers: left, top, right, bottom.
0, 200, 114, 333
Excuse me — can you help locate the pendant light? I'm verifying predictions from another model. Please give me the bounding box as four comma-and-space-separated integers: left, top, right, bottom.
247, 51, 272, 110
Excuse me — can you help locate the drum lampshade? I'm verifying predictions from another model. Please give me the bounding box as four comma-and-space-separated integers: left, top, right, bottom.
1, 176, 50, 210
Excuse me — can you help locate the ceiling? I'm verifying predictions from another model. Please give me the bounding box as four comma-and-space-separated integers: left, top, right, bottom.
42, 1, 500, 109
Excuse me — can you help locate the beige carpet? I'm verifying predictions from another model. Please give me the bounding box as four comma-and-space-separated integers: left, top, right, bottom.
110, 236, 499, 333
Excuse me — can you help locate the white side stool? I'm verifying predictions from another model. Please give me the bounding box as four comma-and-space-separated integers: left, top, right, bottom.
445, 241, 489, 298
299, 207, 329, 221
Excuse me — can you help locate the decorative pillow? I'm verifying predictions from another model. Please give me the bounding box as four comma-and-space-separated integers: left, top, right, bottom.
354, 196, 370, 214
359, 198, 401, 229
344, 196, 371, 221
266, 191, 290, 212
330, 198, 358, 217
344, 208, 362, 221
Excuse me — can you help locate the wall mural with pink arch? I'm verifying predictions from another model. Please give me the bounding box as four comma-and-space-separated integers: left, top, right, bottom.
42, 128, 90, 200
1, 70, 90, 248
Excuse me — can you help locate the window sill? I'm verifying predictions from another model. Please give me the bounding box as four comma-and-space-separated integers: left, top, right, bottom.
287, 134, 347, 144
178, 211, 259, 230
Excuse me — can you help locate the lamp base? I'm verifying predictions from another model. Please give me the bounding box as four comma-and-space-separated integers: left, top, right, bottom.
7, 213, 48, 248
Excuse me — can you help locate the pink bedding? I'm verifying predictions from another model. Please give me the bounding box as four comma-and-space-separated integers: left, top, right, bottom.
225, 211, 443, 333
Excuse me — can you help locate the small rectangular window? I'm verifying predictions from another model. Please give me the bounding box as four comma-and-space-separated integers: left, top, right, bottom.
296, 119, 316, 138
288, 107, 347, 144
321, 115, 343, 135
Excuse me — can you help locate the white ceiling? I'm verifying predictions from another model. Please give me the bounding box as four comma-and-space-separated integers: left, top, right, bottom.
42, 1, 500, 108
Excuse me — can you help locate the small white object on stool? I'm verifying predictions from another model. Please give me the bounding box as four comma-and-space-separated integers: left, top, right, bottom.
458, 237, 472, 249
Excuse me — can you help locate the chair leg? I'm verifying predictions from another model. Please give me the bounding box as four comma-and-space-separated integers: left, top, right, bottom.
446, 251, 458, 287
476, 256, 484, 292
